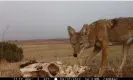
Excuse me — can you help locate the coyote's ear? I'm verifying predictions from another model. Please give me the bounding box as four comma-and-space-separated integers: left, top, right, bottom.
67, 26, 76, 37
80, 24, 88, 35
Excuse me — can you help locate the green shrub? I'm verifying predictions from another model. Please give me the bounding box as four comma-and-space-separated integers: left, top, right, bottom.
0, 41, 24, 62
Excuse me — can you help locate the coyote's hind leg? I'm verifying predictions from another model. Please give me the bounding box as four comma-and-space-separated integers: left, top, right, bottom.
118, 37, 133, 76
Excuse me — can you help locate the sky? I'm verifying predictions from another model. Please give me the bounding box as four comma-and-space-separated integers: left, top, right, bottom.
0, 1, 133, 40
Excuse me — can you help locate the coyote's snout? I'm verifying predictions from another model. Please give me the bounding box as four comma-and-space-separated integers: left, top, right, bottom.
67, 17, 133, 77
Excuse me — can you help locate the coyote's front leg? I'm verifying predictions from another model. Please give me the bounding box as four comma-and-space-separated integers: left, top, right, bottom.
83, 40, 102, 66
97, 40, 108, 77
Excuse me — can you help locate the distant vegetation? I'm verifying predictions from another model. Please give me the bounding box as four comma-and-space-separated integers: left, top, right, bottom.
0, 41, 24, 62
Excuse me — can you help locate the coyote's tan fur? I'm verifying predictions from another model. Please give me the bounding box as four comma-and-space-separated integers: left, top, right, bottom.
67, 17, 133, 77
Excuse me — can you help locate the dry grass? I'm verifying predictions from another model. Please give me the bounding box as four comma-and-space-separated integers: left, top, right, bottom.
0, 59, 21, 77
0, 40, 133, 77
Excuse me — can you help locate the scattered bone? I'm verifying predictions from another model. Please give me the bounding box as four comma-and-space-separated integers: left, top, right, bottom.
19, 60, 37, 68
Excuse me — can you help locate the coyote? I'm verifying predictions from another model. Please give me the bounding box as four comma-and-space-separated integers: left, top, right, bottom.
67, 17, 133, 77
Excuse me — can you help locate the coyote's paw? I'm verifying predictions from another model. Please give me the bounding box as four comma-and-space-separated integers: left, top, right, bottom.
82, 62, 86, 66
81, 59, 87, 66
116, 69, 123, 77
94, 74, 102, 77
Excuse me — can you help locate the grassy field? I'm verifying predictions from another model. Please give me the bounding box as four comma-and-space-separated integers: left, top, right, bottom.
0, 39, 133, 77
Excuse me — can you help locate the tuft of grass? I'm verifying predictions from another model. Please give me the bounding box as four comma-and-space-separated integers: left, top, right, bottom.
0, 41, 24, 62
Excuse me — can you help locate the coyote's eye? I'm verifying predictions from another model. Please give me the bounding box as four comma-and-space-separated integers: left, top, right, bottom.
80, 42, 83, 45
72, 44, 75, 47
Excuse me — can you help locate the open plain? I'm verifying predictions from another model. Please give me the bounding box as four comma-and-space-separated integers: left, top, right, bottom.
0, 39, 133, 77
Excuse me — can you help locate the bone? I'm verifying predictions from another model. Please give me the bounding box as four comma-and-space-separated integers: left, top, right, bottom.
20, 60, 88, 77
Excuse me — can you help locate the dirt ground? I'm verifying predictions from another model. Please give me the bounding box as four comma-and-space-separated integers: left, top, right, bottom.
0, 39, 133, 77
